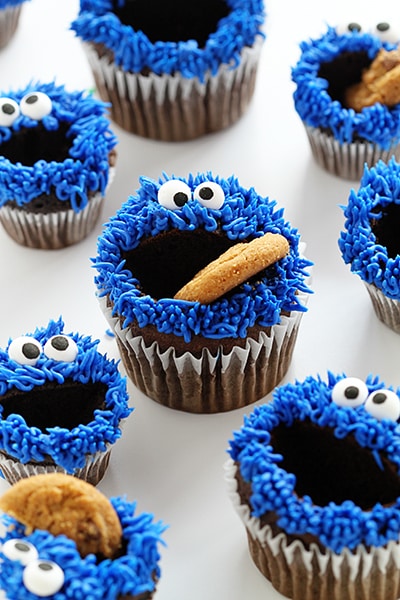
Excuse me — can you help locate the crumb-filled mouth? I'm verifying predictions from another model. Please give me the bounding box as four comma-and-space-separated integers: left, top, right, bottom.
371, 203, 400, 259
0, 379, 107, 431
318, 50, 371, 104
270, 419, 400, 509
0, 122, 72, 167
113, 0, 230, 46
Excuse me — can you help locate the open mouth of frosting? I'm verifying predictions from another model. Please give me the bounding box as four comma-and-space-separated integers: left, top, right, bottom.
0, 379, 107, 431
113, 0, 230, 46
270, 419, 400, 509
370, 203, 400, 258
0, 122, 71, 167
318, 50, 371, 104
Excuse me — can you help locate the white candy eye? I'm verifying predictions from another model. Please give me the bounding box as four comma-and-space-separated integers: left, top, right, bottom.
2, 539, 39, 565
0, 97, 20, 127
331, 377, 369, 408
336, 22, 364, 35
193, 181, 225, 210
23, 559, 64, 597
157, 180, 192, 210
20, 92, 52, 121
8, 336, 43, 366
364, 389, 400, 421
43, 335, 78, 362
371, 22, 400, 44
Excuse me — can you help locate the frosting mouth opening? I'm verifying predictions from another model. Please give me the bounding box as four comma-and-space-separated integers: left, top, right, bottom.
318, 51, 371, 104
113, 0, 230, 46
270, 419, 400, 509
0, 122, 72, 167
370, 202, 400, 259
0, 380, 107, 431
122, 228, 238, 299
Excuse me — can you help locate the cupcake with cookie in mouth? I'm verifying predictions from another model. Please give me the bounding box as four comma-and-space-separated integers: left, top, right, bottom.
0, 317, 131, 485
292, 21, 400, 180
94, 172, 311, 413
0, 80, 117, 249
227, 372, 400, 600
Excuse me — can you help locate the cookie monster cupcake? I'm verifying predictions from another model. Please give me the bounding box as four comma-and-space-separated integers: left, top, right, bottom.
0, 473, 166, 600
292, 21, 400, 180
0, 0, 29, 48
71, 0, 265, 141
0, 318, 131, 484
227, 372, 400, 600
339, 158, 400, 333
94, 172, 311, 413
0, 81, 117, 249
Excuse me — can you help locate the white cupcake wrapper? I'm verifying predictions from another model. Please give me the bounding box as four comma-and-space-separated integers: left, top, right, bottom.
0, 4, 22, 48
83, 37, 263, 140
225, 459, 400, 594
0, 448, 112, 486
364, 283, 400, 334
304, 125, 400, 180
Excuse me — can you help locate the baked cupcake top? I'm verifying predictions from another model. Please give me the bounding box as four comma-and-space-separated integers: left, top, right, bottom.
0, 317, 131, 471
292, 23, 400, 147
94, 172, 311, 342
339, 158, 400, 299
71, 0, 265, 80
0, 480, 165, 599
229, 372, 400, 552
0, 81, 116, 212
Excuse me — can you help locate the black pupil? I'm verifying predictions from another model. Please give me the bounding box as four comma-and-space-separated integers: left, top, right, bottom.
51, 336, 68, 351
377, 22, 390, 32
15, 542, 30, 552
38, 562, 53, 571
2, 103, 15, 115
173, 192, 188, 207
199, 187, 213, 200
22, 342, 40, 359
348, 22, 362, 32
344, 385, 359, 400
25, 94, 38, 105
373, 392, 387, 405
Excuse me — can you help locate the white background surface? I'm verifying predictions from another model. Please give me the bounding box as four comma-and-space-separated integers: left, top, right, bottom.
1, 1, 400, 598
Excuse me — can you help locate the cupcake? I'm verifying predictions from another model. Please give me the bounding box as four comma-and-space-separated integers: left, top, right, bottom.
0, 317, 131, 484
93, 172, 311, 413
0, 81, 117, 249
339, 158, 400, 333
71, 0, 265, 141
0, 473, 166, 599
227, 372, 400, 600
292, 22, 400, 180
0, 0, 28, 49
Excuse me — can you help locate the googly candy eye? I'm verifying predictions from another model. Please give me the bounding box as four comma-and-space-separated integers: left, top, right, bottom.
336, 22, 364, 35
157, 180, 192, 210
2, 539, 39, 565
20, 92, 52, 121
370, 22, 400, 44
43, 335, 78, 362
364, 389, 400, 421
23, 559, 64, 597
331, 377, 369, 408
193, 181, 225, 210
0, 97, 20, 127
8, 336, 43, 366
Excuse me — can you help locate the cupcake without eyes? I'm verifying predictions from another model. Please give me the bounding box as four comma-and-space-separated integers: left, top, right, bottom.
0, 0, 29, 49
71, 0, 265, 141
0, 317, 131, 485
0, 81, 117, 249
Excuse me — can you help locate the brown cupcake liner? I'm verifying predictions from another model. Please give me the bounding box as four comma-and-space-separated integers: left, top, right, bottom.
225, 459, 400, 600
0, 447, 112, 486
0, 4, 22, 49
83, 38, 263, 141
304, 125, 400, 180
99, 288, 308, 413
364, 283, 400, 334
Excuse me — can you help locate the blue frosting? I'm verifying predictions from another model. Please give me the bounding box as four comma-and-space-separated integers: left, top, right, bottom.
0, 317, 131, 472
291, 26, 400, 148
0, 497, 166, 599
0, 81, 117, 212
339, 158, 400, 299
0, 0, 28, 7
94, 172, 312, 342
229, 372, 400, 553
71, 0, 265, 81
